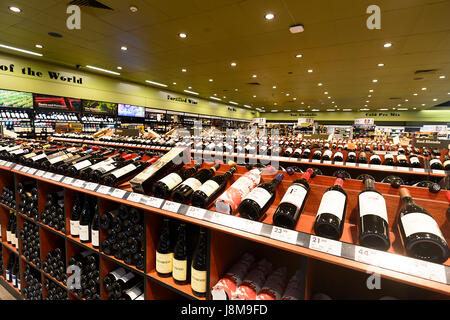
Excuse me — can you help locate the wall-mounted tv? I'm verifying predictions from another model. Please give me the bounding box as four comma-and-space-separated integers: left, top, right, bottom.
34, 94, 81, 112
83, 99, 117, 115
0, 89, 33, 108
118, 104, 145, 118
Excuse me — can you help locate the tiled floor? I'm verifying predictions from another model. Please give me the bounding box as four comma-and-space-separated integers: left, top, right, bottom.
0, 284, 16, 300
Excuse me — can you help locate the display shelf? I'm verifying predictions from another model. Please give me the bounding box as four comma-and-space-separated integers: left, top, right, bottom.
66, 234, 99, 253
101, 252, 145, 277
2, 241, 19, 255
0, 274, 23, 300
147, 269, 204, 300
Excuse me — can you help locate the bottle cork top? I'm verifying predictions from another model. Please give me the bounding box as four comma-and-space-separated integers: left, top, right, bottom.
399, 187, 411, 199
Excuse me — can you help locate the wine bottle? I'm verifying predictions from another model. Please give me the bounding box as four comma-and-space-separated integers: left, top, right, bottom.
191, 228, 208, 297
102, 157, 149, 187
272, 169, 313, 229
152, 164, 201, 199
238, 173, 284, 221
397, 154, 408, 167
312, 150, 322, 160
443, 156, 450, 171
409, 155, 421, 168
358, 152, 367, 163
301, 148, 311, 159
79, 196, 93, 243
397, 188, 449, 263
90, 157, 139, 183
103, 267, 127, 292
384, 154, 394, 166
172, 163, 220, 204
91, 204, 100, 249
358, 177, 390, 251
347, 151, 356, 163
191, 166, 237, 209
292, 148, 302, 158
314, 177, 347, 240
322, 150, 333, 161
156, 218, 173, 277
381, 175, 404, 188
369, 154, 381, 165
70, 193, 83, 237
173, 223, 188, 285
119, 283, 144, 300
429, 157, 444, 170
78, 154, 120, 180
110, 272, 141, 299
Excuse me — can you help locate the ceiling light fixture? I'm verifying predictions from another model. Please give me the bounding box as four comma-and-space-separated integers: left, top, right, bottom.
439, 75, 446, 79
184, 89, 199, 95
286, 93, 290, 96
253, 95, 256, 98
378, 63, 384, 67
145, 80, 168, 87
265, 13, 275, 20
343, 109, 352, 111
295, 53, 303, 58
129, 5, 138, 13
86, 65, 120, 75
35, 44, 43, 49
372, 79, 378, 83
8, 6, 21, 13
243, 105, 252, 108
173, 82, 176, 85
284, 109, 291, 112
210, 96, 221, 101
298, 109, 304, 112
433, 98, 438, 101
121, 46, 128, 51
252, 74, 257, 78
307, 69, 313, 73
360, 108, 369, 111
231, 62, 237, 67
422, 104, 426, 106
378, 108, 389, 111
178, 33, 187, 38
229, 101, 238, 105
312, 109, 320, 111
117, 66, 122, 70
289, 24, 305, 34
398, 108, 408, 111
413, 93, 418, 96
0, 44, 43, 57
384, 42, 392, 48
272, 85, 277, 89
326, 109, 335, 112
422, 87, 427, 90
182, 68, 187, 72
318, 83, 323, 86
209, 79, 213, 82
369, 89, 374, 93
271, 110, 278, 113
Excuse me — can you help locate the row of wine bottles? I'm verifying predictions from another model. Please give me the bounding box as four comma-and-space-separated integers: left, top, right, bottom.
5, 252, 20, 290
43, 248, 67, 284
20, 220, 41, 268
23, 264, 42, 300
0, 186, 15, 208
44, 277, 68, 300
69, 194, 100, 247
6, 212, 18, 248
99, 205, 145, 270
41, 191, 65, 232
156, 219, 208, 297
211, 252, 303, 300
68, 250, 101, 300
17, 181, 38, 220
103, 268, 144, 300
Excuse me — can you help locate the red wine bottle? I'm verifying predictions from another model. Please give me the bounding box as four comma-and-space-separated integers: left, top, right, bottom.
398, 188, 449, 263
152, 164, 201, 199
272, 169, 313, 229
238, 173, 284, 221
79, 154, 120, 180
102, 158, 150, 187
358, 177, 390, 251
314, 177, 347, 240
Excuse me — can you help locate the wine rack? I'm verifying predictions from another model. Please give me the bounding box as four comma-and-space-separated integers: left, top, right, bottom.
0, 157, 448, 300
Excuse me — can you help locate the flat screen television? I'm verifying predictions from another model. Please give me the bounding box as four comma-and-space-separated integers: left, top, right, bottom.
83, 99, 117, 115
118, 104, 145, 118
0, 89, 33, 108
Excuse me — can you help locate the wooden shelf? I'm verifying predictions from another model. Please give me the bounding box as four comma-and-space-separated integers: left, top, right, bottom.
147, 269, 205, 300
0, 274, 23, 300
2, 241, 18, 255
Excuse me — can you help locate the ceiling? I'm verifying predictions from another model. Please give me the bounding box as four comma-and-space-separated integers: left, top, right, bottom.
0, 0, 449, 114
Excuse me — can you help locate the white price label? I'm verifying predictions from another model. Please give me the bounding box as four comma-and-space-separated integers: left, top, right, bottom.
369, 165, 382, 169
270, 226, 298, 245
127, 193, 142, 203
73, 179, 86, 188
141, 196, 164, 208
300, 158, 309, 163
355, 246, 381, 266
0, 160, 6, 166
413, 168, 424, 173
51, 174, 63, 181
312, 159, 321, 163
15, 165, 23, 171
111, 188, 126, 199
323, 160, 332, 164
85, 182, 98, 191
62, 177, 74, 184
334, 161, 344, 166
97, 185, 111, 194
309, 235, 342, 256
383, 166, 394, 170
28, 168, 38, 175
43, 172, 53, 179
359, 163, 369, 168
397, 166, 410, 172
345, 162, 356, 166
432, 170, 445, 175
162, 201, 181, 213
236, 219, 263, 235
281, 157, 291, 161
4, 162, 12, 167
21, 166, 31, 173
186, 207, 207, 220
261, 155, 271, 160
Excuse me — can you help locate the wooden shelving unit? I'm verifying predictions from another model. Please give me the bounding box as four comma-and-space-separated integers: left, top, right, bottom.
0, 155, 448, 300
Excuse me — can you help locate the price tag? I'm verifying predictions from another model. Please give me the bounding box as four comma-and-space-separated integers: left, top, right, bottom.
359, 163, 369, 168
403, 257, 447, 283
15, 165, 23, 171
432, 170, 445, 175
0, 160, 6, 166
370, 164, 382, 170
162, 201, 181, 213
85, 182, 98, 191
355, 246, 381, 266
280, 157, 290, 161
5, 162, 13, 168
323, 160, 332, 164
51, 174, 63, 181
141, 196, 164, 208
186, 207, 207, 220
300, 158, 309, 163
345, 162, 356, 166
21, 166, 31, 173
28, 168, 38, 175
397, 166, 410, 172
43, 172, 53, 179
127, 192, 142, 203
334, 161, 344, 166
73, 179, 86, 188
236, 219, 263, 235
413, 168, 425, 173
312, 159, 321, 163
383, 165, 394, 170
261, 155, 271, 161
62, 177, 74, 184
97, 185, 111, 194
111, 188, 127, 199
270, 226, 298, 245
309, 235, 342, 256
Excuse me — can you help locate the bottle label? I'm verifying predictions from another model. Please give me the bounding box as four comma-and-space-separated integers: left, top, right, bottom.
5, 270, 10, 281
6, 230, 11, 242
23, 152, 37, 159
401, 212, 446, 241
334, 152, 343, 159
191, 267, 207, 293
397, 154, 407, 162
243, 187, 272, 209
31, 153, 46, 161
111, 163, 137, 179
70, 220, 80, 236
135, 293, 144, 300
156, 252, 173, 274
110, 267, 127, 280
49, 153, 71, 165
172, 258, 187, 281
316, 190, 346, 220
73, 159, 92, 170
323, 150, 332, 158
358, 191, 388, 222
196, 180, 220, 198
181, 177, 202, 191
119, 272, 135, 283
89, 158, 115, 171
91, 230, 99, 247
12, 275, 16, 286
410, 157, 419, 164
370, 155, 380, 160
429, 159, 441, 166
280, 185, 307, 209
158, 173, 183, 190
98, 162, 116, 173
125, 285, 143, 300
79, 224, 89, 241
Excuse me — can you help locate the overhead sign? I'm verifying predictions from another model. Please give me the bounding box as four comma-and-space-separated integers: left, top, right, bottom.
252, 118, 266, 126
82, 99, 117, 115
354, 118, 374, 126
34, 94, 81, 111
297, 118, 314, 127
413, 138, 449, 149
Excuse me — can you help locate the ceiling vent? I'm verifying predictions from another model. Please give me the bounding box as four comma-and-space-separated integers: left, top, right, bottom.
389, 97, 402, 100
413, 77, 424, 80
246, 82, 261, 85
68, 0, 113, 10
414, 69, 438, 75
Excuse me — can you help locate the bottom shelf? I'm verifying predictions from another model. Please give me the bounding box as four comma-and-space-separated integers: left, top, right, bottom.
147, 269, 205, 301
0, 275, 23, 300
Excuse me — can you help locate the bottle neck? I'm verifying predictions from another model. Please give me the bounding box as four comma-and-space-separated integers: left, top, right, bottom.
334, 178, 344, 188
363, 178, 376, 191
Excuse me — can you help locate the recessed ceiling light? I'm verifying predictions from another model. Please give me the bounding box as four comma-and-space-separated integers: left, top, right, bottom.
35, 44, 43, 49
369, 89, 374, 93
301, 102, 304, 104
360, 108, 369, 111
422, 87, 427, 90
405, 99, 408, 102
145, 80, 168, 87
284, 109, 291, 112
343, 109, 352, 111
293, 98, 297, 100
235, 88, 238, 91
274, 103, 277, 105
86, 65, 120, 75
178, 33, 187, 38
397, 104, 401, 107
324, 92, 328, 95
129, 5, 138, 13
253, 95, 256, 98
173, 82, 176, 85
318, 83, 323, 86
295, 54, 303, 58
121, 46, 128, 51
117, 66, 122, 70
312, 109, 320, 111
271, 110, 278, 112
231, 62, 237, 67
290, 24, 305, 34
0, 44, 43, 57
372, 79, 378, 83
298, 109, 304, 112
182, 68, 187, 72
209, 79, 213, 82
398, 108, 408, 111
223, 96, 226, 98
286, 93, 290, 96
393, 108, 396, 110
378, 108, 389, 111
252, 74, 257, 78
331, 101, 335, 104
188, 86, 192, 89
413, 93, 418, 96
433, 98, 438, 101
368, 95, 372, 97
384, 42, 392, 48
413, 107, 416, 110
364, 104, 368, 107
8, 6, 21, 13
422, 104, 426, 106
328, 97, 331, 99
229, 101, 238, 105
307, 69, 313, 73
272, 85, 277, 89
439, 75, 446, 79
366, 100, 370, 103
265, 13, 275, 20
184, 89, 199, 95
378, 63, 384, 67
326, 109, 335, 112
